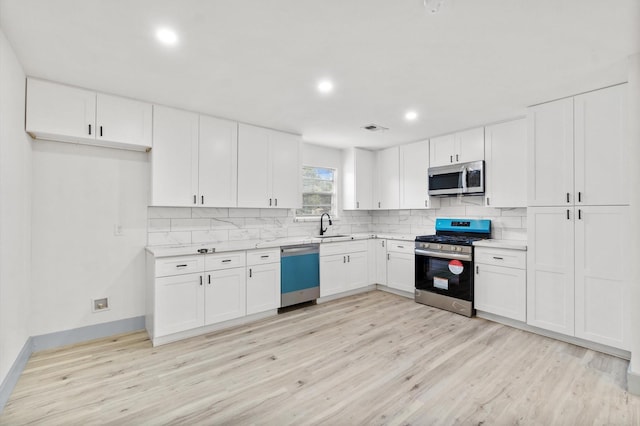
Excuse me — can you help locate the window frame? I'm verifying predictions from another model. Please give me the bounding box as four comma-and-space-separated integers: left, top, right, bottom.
295, 165, 338, 220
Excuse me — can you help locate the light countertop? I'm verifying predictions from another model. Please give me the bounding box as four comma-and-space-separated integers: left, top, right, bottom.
473, 239, 527, 251
146, 233, 415, 258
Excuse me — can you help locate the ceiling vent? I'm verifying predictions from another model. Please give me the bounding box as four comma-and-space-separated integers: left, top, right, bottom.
361, 124, 389, 132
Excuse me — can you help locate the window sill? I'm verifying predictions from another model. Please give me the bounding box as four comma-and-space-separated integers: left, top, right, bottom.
294, 216, 340, 223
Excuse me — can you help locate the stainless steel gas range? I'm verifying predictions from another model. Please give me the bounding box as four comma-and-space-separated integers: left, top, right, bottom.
414, 218, 491, 317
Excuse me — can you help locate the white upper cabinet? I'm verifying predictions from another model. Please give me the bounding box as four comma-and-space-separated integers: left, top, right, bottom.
399, 139, 438, 209
484, 118, 527, 208
429, 127, 484, 167
528, 84, 627, 207
198, 115, 238, 207
374, 146, 400, 209
26, 78, 152, 151
95, 93, 152, 149
151, 106, 200, 207
342, 148, 374, 210
527, 97, 576, 207
151, 107, 238, 207
574, 84, 628, 206
237, 123, 301, 208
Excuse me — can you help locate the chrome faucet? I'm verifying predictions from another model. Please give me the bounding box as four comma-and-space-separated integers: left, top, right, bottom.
320, 213, 332, 236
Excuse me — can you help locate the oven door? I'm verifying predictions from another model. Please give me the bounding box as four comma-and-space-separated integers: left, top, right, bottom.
414, 249, 473, 301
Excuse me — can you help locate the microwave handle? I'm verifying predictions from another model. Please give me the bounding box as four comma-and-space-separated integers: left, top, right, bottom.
461, 166, 468, 191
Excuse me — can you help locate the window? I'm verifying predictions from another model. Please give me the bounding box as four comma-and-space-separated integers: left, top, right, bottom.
296, 166, 336, 218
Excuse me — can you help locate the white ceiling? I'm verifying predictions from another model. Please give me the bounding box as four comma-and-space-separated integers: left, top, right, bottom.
1, 0, 638, 149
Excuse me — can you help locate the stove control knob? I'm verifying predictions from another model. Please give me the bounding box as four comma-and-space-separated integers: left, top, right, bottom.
453, 247, 459, 251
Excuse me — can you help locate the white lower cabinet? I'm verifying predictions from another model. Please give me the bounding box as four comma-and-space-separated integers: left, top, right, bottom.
320, 240, 369, 297
386, 240, 414, 293
527, 205, 630, 350
155, 272, 205, 336
474, 247, 526, 322
370, 239, 387, 286
204, 267, 246, 324
246, 249, 281, 315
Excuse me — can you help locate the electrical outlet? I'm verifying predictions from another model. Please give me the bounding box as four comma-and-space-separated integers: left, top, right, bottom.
113, 224, 123, 236
92, 298, 109, 312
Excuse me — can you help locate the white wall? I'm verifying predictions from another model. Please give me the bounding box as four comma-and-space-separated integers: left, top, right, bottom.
0, 30, 32, 384
30, 141, 149, 335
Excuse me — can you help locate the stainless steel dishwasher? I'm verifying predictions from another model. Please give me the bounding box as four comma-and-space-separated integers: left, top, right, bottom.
280, 243, 320, 308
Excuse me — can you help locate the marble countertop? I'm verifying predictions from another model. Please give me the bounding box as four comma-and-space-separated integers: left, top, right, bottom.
473, 239, 527, 251
146, 233, 415, 258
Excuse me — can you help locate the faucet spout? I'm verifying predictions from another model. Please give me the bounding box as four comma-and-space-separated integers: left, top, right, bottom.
320, 213, 332, 236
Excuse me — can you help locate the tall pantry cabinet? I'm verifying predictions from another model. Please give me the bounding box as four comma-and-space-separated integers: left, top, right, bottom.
527, 84, 630, 350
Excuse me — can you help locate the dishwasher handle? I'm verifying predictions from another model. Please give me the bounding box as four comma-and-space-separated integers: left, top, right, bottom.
281, 244, 319, 257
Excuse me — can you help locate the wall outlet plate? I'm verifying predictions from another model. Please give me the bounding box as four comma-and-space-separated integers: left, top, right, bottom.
92, 297, 109, 312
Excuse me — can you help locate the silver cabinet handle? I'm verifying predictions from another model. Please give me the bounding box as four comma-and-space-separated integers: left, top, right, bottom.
578, 209, 582, 220
343, 256, 346, 263
424, 200, 428, 207
99, 126, 103, 137
378, 202, 381, 208
397, 245, 404, 249
269, 198, 272, 206
260, 255, 269, 258
382, 240, 385, 247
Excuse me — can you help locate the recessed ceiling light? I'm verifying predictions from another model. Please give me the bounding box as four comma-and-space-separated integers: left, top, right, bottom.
156, 27, 178, 46
317, 80, 334, 94
405, 110, 418, 121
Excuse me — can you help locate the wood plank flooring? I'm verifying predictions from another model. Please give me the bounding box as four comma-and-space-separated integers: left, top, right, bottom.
2, 290, 639, 425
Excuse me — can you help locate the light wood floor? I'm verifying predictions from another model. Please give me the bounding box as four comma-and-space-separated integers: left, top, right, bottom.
2, 290, 640, 425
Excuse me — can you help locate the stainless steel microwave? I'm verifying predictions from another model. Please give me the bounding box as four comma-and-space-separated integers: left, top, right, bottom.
428, 160, 485, 196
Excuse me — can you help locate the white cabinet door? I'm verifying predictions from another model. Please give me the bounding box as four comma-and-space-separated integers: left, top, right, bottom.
375, 146, 400, 209
387, 252, 415, 293
374, 239, 387, 285
320, 254, 346, 297
199, 115, 238, 207
574, 206, 630, 349
155, 272, 205, 336
342, 148, 374, 210
400, 140, 432, 209
456, 127, 484, 163
95, 93, 152, 149
270, 131, 301, 208
574, 84, 628, 206
246, 263, 281, 315
238, 124, 270, 208
345, 251, 369, 291
527, 207, 575, 335
151, 106, 199, 206
205, 268, 246, 324
527, 98, 574, 206
429, 134, 456, 167
484, 119, 527, 208
475, 264, 526, 322
26, 78, 96, 141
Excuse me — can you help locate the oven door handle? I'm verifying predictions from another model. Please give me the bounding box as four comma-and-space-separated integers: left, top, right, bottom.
415, 249, 472, 262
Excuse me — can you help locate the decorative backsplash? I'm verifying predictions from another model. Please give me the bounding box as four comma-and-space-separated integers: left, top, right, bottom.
147, 196, 526, 246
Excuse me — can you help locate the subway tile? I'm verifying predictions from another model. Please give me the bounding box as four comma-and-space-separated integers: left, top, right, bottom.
147, 231, 192, 246
229, 208, 260, 217
259, 209, 291, 217
210, 217, 245, 229
465, 206, 502, 217
501, 207, 527, 217
148, 207, 192, 219
491, 216, 523, 229
170, 218, 211, 232
148, 218, 170, 232
192, 230, 229, 244
229, 228, 260, 241
260, 227, 288, 240
245, 217, 276, 227
501, 228, 527, 241
192, 208, 229, 218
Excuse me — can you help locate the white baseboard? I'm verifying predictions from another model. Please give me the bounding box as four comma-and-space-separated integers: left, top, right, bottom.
628, 365, 640, 395
0, 337, 32, 412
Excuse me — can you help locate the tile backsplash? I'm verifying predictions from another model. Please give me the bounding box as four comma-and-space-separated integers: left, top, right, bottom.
147, 197, 526, 246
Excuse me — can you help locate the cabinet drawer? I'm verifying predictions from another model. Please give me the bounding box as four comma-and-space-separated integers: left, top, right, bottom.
387, 240, 414, 254
205, 251, 246, 271
320, 240, 368, 256
475, 247, 526, 269
155, 256, 204, 278
247, 248, 280, 266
